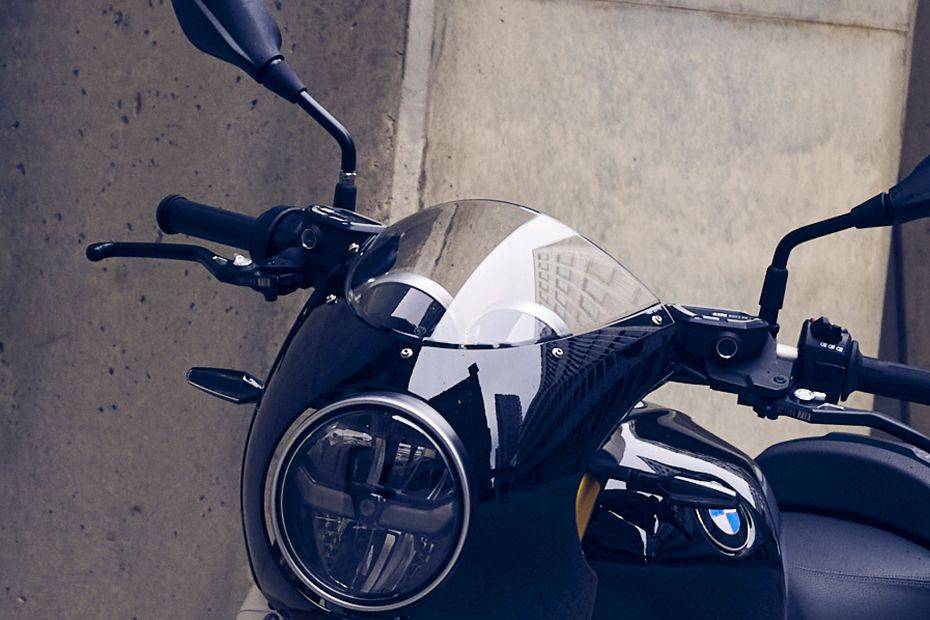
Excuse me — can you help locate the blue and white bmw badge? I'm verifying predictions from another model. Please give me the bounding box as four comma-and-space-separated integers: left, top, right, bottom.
697, 505, 753, 553
708, 508, 741, 535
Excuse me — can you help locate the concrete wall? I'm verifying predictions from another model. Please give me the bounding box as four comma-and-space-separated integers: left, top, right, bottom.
0, 1, 407, 618
1, 0, 923, 617
394, 0, 916, 456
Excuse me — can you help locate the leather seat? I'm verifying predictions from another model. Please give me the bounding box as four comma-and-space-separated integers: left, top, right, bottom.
757, 434, 930, 620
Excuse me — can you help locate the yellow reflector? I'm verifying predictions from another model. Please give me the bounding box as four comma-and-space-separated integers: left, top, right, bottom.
575, 473, 602, 539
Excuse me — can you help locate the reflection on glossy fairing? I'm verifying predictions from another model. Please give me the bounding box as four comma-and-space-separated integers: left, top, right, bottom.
583, 404, 785, 619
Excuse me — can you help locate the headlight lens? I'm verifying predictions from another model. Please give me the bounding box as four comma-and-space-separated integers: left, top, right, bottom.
271, 395, 470, 611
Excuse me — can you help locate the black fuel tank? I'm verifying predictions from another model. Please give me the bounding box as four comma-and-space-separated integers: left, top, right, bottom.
583, 403, 786, 619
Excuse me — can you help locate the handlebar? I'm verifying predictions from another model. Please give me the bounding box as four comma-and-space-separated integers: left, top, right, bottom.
156, 195, 256, 251
853, 356, 930, 407
87, 194, 385, 300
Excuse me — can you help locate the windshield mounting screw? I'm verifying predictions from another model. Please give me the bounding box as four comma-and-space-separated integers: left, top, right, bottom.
324, 294, 337, 304
551, 347, 564, 358
651, 314, 664, 326
348, 242, 360, 253
400, 347, 414, 359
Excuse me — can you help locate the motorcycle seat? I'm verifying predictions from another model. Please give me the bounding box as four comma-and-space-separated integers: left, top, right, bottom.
757, 434, 930, 620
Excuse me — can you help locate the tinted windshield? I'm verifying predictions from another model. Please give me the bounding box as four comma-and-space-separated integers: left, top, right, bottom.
346, 200, 658, 347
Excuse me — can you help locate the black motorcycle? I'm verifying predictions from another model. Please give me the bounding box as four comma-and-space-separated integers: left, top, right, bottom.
87, 2, 930, 618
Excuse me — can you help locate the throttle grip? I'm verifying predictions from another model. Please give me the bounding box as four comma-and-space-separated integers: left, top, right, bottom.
156, 195, 256, 251
853, 356, 930, 407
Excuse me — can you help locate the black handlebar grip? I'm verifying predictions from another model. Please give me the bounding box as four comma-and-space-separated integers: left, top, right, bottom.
156, 195, 256, 251
856, 356, 930, 407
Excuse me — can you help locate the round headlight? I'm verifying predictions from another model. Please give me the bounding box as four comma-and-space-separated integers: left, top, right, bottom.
269, 393, 471, 612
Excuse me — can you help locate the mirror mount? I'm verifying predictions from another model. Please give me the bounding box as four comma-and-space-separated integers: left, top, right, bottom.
171, 0, 358, 210
758, 153, 930, 330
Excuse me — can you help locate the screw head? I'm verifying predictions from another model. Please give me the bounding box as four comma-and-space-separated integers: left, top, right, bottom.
651, 314, 664, 326
773, 375, 788, 385
400, 347, 414, 359
348, 242, 360, 253
324, 294, 337, 304
551, 347, 564, 358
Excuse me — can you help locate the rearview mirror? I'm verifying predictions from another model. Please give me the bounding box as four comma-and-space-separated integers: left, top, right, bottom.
170, 0, 358, 210
171, 0, 305, 101
888, 154, 930, 224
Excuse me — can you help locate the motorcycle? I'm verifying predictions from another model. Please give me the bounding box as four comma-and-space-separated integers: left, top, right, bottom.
86, 1, 930, 618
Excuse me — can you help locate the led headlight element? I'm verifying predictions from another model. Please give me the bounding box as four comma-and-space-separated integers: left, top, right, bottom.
270, 393, 471, 612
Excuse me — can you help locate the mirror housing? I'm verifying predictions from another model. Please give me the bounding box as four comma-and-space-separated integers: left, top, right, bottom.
759, 152, 930, 327
888, 154, 930, 224
850, 154, 930, 229
171, 0, 304, 101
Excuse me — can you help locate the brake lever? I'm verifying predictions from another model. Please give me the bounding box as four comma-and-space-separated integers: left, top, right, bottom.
756, 390, 930, 453
87, 241, 230, 274
86, 241, 305, 301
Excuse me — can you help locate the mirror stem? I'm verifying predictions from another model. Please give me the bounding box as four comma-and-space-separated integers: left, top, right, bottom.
758, 212, 855, 329
296, 90, 358, 211
296, 90, 356, 173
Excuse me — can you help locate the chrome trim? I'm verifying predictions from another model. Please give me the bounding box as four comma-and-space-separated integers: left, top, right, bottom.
776, 343, 798, 362
267, 392, 472, 613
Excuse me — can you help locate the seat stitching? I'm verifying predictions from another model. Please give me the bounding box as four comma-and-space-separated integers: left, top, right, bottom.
789, 564, 930, 589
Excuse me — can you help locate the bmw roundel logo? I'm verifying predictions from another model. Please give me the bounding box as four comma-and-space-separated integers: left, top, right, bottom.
696, 505, 753, 553
709, 508, 741, 535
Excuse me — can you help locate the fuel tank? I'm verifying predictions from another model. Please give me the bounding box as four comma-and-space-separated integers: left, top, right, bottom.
583, 403, 786, 619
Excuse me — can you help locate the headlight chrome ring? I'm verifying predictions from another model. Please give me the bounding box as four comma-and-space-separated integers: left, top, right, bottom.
267, 392, 472, 612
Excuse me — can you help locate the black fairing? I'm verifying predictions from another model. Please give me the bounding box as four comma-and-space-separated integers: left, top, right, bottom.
240, 272, 676, 618
584, 404, 785, 619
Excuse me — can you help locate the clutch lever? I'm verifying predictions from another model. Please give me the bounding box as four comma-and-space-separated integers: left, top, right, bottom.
86, 241, 305, 301
755, 389, 930, 454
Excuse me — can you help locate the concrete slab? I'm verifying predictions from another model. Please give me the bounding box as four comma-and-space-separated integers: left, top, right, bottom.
0, 1, 407, 618
420, 0, 910, 454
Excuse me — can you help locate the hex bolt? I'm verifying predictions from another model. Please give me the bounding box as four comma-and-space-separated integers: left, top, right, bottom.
552, 347, 564, 358
325, 294, 337, 304
651, 314, 664, 326
400, 347, 414, 359
348, 242, 360, 253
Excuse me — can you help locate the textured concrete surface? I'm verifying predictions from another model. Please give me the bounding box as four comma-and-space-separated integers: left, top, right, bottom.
0, 1, 407, 618
416, 0, 913, 455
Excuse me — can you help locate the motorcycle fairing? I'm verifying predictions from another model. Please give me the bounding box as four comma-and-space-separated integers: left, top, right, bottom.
240, 272, 676, 618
